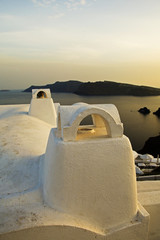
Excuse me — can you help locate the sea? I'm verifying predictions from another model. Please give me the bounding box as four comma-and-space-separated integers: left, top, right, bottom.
0, 90, 160, 152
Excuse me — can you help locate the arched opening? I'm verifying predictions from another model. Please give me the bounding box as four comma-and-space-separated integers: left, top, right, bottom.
76, 114, 109, 141
79, 115, 93, 126
37, 91, 47, 99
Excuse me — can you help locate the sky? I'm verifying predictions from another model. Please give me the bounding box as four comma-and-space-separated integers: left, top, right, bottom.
1, 0, 160, 90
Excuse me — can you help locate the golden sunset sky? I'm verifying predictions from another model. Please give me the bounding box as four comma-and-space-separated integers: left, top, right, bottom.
1, 0, 160, 89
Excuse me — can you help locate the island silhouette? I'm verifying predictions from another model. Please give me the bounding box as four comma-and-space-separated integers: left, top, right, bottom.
24, 80, 160, 96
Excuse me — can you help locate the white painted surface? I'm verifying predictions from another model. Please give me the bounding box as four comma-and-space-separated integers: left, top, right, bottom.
43, 103, 148, 237
44, 131, 138, 230
0, 104, 51, 197
29, 89, 58, 126
0, 103, 150, 240
138, 181, 160, 240
58, 103, 123, 141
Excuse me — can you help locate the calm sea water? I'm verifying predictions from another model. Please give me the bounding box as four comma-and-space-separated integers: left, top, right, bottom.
0, 90, 160, 151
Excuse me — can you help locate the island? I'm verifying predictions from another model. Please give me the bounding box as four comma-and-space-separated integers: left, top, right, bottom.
0, 89, 10, 92
24, 80, 82, 93
138, 107, 151, 115
153, 108, 160, 117
24, 80, 160, 96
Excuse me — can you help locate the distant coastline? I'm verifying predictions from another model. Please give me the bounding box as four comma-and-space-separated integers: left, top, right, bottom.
138, 135, 160, 158
24, 80, 160, 96
0, 90, 10, 92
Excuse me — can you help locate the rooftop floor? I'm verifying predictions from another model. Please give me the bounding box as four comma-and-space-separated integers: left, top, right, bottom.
0, 104, 160, 240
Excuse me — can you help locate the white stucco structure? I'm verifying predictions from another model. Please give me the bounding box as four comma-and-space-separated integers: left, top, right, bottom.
4, 103, 160, 239
43, 103, 149, 239
29, 89, 58, 126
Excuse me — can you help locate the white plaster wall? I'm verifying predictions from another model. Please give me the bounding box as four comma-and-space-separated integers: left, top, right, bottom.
29, 99, 58, 126
43, 130, 137, 231
138, 181, 160, 240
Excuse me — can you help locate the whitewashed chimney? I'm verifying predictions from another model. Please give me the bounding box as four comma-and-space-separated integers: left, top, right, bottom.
29, 89, 58, 126
43, 103, 149, 239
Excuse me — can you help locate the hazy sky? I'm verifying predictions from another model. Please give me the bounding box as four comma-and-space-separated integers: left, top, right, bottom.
1, 0, 160, 89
